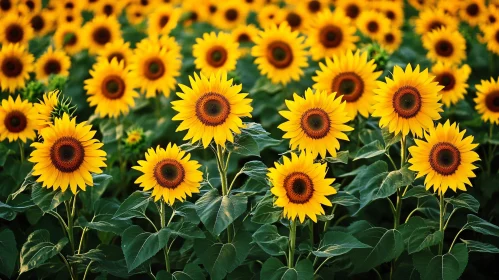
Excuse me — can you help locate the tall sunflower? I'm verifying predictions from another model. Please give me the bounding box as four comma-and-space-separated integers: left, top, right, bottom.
257, 4, 285, 29
83, 15, 121, 54
415, 8, 459, 36
171, 71, 253, 148
474, 77, 499, 124
0, 43, 34, 93
408, 121, 480, 195
313, 50, 381, 118
0, 96, 36, 142
306, 9, 358, 61
460, 0, 485, 26
423, 27, 466, 65
148, 4, 181, 37
213, 1, 249, 30
133, 144, 203, 204
279, 89, 353, 158
356, 11, 390, 40
336, 0, 363, 22
483, 22, 499, 55
53, 23, 84, 55
268, 152, 337, 223
193, 32, 240, 75
252, 23, 308, 85
372, 64, 443, 138
35, 47, 71, 84
96, 39, 133, 67
431, 62, 471, 107
29, 113, 107, 194
0, 13, 34, 45
33, 90, 59, 130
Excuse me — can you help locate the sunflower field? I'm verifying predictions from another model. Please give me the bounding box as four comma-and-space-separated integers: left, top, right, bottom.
2, 0, 499, 279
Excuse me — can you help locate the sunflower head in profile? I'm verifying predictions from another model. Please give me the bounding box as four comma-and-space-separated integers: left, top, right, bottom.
35, 47, 71, 84
483, 22, 499, 55
96, 39, 133, 67
29, 113, 107, 194
415, 8, 459, 36
83, 15, 121, 54
133, 144, 203, 204
171, 71, 253, 148
279, 89, 353, 158
84, 58, 138, 118
380, 28, 402, 53
213, 1, 249, 30
313, 50, 381, 118
0, 43, 34, 93
0, 13, 34, 45
431, 62, 471, 107
423, 27, 466, 65
30, 11, 55, 36
252, 23, 308, 85
459, 0, 485, 26
0, 96, 36, 142
336, 0, 363, 22
33, 90, 60, 130
474, 77, 499, 124
148, 4, 181, 37
257, 4, 285, 29
193, 32, 240, 75
231, 24, 259, 55
53, 23, 84, 55
356, 10, 390, 40
268, 152, 337, 223
372, 64, 443, 138
408, 121, 480, 195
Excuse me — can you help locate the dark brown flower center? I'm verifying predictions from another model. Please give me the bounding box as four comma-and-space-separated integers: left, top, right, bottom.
367, 21, 379, 33
385, 33, 395, 43
495, 30, 499, 43
466, 3, 479, 16
225, 8, 238, 21
429, 142, 461, 175
266, 41, 293, 69
25, 0, 34, 10
1, 56, 23, 77
50, 137, 85, 172
159, 15, 169, 28
286, 12, 302, 29
345, 4, 360, 19
6, 24, 24, 43
485, 91, 499, 112
190, 12, 198, 21
283, 172, 314, 204
108, 52, 125, 64
154, 159, 185, 189
209, 5, 217, 14
144, 58, 165, 80
92, 26, 111, 46
319, 25, 343, 48
386, 10, 395, 20
332, 72, 365, 102
300, 108, 331, 139
435, 40, 454, 57
308, 0, 321, 13
0, 0, 12, 12
103, 4, 113, 16
65, 15, 74, 23
489, 15, 496, 24
140, 0, 148, 6
43, 59, 62, 75
428, 21, 443, 32
65, 2, 74, 9
195, 93, 231, 126
30, 15, 45, 32
435, 72, 455, 91
392, 86, 422, 118
63, 32, 77, 46
237, 33, 250, 43
101, 75, 126, 99
4, 110, 27, 133
206, 46, 228, 67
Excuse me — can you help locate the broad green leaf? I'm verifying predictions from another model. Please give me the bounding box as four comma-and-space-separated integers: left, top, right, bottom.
345, 161, 388, 193
173, 201, 200, 224
0, 228, 17, 278
31, 184, 72, 213
250, 77, 283, 95
461, 239, 499, 253
330, 191, 360, 206
0, 194, 35, 221
251, 193, 282, 224
113, 191, 151, 220
313, 231, 371, 258
382, 127, 402, 149
67, 248, 105, 265
10, 170, 36, 200
0, 143, 15, 166
240, 161, 268, 184
195, 189, 247, 236
79, 214, 131, 235
260, 258, 313, 280
226, 133, 259, 157
79, 173, 112, 212
422, 253, 460, 280
19, 230, 68, 274
354, 140, 385, 161
156, 264, 205, 280
403, 185, 435, 199
324, 151, 349, 164
252, 224, 288, 256
168, 222, 205, 239
85, 244, 148, 278
407, 229, 443, 254
466, 214, 499, 237
227, 123, 281, 156
449, 244, 468, 276
446, 194, 479, 213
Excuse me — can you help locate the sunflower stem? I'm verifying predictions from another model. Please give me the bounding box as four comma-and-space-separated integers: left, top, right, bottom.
439, 191, 445, 255
18, 141, 24, 163
216, 144, 233, 243
394, 137, 407, 229
160, 201, 171, 272
288, 220, 297, 268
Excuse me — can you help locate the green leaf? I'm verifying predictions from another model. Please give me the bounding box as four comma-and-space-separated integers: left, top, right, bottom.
195, 189, 247, 236
240, 161, 268, 184
113, 191, 151, 220
413, 244, 468, 280
324, 151, 349, 164
382, 127, 402, 149
449, 243, 468, 276
227, 123, 281, 156
79, 214, 131, 236
173, 201, 200, 224
79, 173, 112, 212
345, 161, 388, 193
403, 185, 435, 199
67, 248, 105, 265
447, 194, 479, 213
168, 222, 205, 239
0, 194, 35, 221
252, 224, 288, 256
0, 228, 17, 278
156, 264, 205, 280
354, 140, 386, 161
251, 193, 282, 224
466, 214, 499, 237
260, 258, 314, 280
461, 239, 499, 253
313, 231, 371, 258
407, 229, 443, 254
10, 170, 36, 200
31, 184, 72, 213
19, 230, 68, 274
330, 191, 360, 206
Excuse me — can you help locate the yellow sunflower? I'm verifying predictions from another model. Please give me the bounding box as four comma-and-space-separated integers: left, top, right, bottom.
482, 5, 498, 26
408, 121, 480, 195
29, 11, 55, 36
378, 1, 404, 28
35, 47, 71, 84
124, 127, 144, 147
231, 24, 260, 56
0, 13, 34, 45
126, 3, 146, 25
135, 36, 182, 59
336, 0, 364, 22
56, 10, 83, 26
483, 22, 499, 55
213, 1, 249, 30
431, 62, 471, 107
268, 152, 337, 223
460, 0, 486, 26
313, 50, 381, 118
380, 28, 402, 53
33, 90, 59, 130
29, 113, 107, 194
415, 8, 459, 35
252, 23, 308, 85
93, 0, 125, 17
0, 0, 17, 16
241, 0, 265, 11
181, 0, 208, 26
193, 32, 240, 75
84, 59, 138, 118
422, 27, 466, 65
20, 0, 41, 13
83, 15, 122, 54
0, 43, 34, 93
129, 44, 181, 98
53, 23, 84, 55
306, 9, 358, 61
356, 11, 390, 40
279, 88, 353, 158
408, 0, 436, 11
0, 96, 36, 142
282, 8, 310, 33
171, 71, 253, 148
96, 39, 134, 67
437, 1, 460, 16
133, 144, 203, 204
148, 4, 181, 37
298, 0, 329, 17
474, 77, 499, 124
257, 4, 285, 29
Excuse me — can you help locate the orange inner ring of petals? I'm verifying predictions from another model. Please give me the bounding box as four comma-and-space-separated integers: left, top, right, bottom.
195, 93, 231, 126
392, 86, 422, 118
283, 172, 314, 204
50, 137, 85, 173
332, 72, 365, 102
266, 41, 293, 69
154, 159, 185, 189
429, 142, 461, 176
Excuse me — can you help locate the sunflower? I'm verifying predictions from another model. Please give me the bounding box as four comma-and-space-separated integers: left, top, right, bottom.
408, 0, 436, 11
0, 43, 34, 93
437, 1, 460, 16
0, 0, 17, 16
93, 0, 125, 17
56, 10, 83, 27
431, 62, 471, 107
56, 0, 83, 12
257, 4, 285, 29
252, 23, 308, 85
0, 96, 36, 142
20, 0, 41, 13
213, 1, 249, 30
483, 22, 499, 55
129, 44, 181, 98
148, 4, 181, 37
84, 59, 138, 118
356, 11, 390, 40
336, 0, 364, 22
0, 13, 34, 45
35, 47, 71, 84
482, 5, 498, 26
133, 144, 203, 204
30, 11, 55, 36
231, 24, 260, 55
181, 0, 208, 26
313, 50, 381, 118
126, 3, 146, 25
306, 9, 358, 61
298, 0, 329, 17
29, 113, 107, 194
96, 39, 134, 67
415, 8, 459, 35
124, 127, 144, 147
241, 0, 264, 11
53, 24, 84, 55
372, 64, 443, 138
282, 8, 310, 32
460, 0, 486, 26
378, 1, 404, 28
135, 36, 182, 59
268, 152, 336, 223
83, 15, 122, 54
408, 121, 480, 195
33, 90, 59, 130
380, 28, 402, 52
193, 32, 240, 75
171, 71, 253, 148
423, 27, 466, 65
474, 77, 499, 124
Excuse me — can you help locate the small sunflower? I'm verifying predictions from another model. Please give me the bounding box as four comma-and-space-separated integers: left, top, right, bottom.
460, 0, 485, 26
482, 5, 498, 26
126, 3, 146, 25
29, 113, 107, 194
282, 8, 310, 32
474, 77, 499, 124
257, 4, 285, 29
378, 1, 404, 28
298, 0, 329, 17
336, 0, 363, 22
408, 121, 480, 195
53, 23, 84, 55
135, 36, 182, 59
252, 23, 308, 85
431, 62, 471, 107
231, 24, 260, 55
0, 96, 36, 142
193, 32, 240, 75
380, 28, 402, 53
30, 11, 55, 36
84, 59, 138, 118
356, 11, 390, 40
83, 15, 121, 54
213, 1, 249, 30
437, 1, 460, 16
268, 152, 337, 223
241, 0, 264, 11
423, 27, 466, 65
0, 0, 17, 16
373, 64, 443, 138
279, 89, 353, 158
33, 90, 59, 130
148, 4, 181, 37
306, 9, 358, 61
313, 50, 381, 118
171, 71, 253, 148
133, 144, 203, 204
56, 10, 83, 26
0, 43, 34, 93
408, 0, 436, 11
96, 39, 134, 67
93, 0, 125, 17
35, 47, 71, 84
20, 0, 41, 13
125, 127, 145, 147
415, 8, 459, 35
181, 0, 208, 26
0, 13, 34, 45
483, 22, 499, 55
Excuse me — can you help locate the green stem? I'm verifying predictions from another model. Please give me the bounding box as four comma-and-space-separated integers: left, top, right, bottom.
448, 227, 467, 252
373, 268, 383, 280
386, 153, 398, 170
314, 257, 332, 274
487, 123, 496, 174
77, 228, 88, 255
82, 261, 93, 280
160, 202, 171, 272
288, 220, 297, 268
18, 141, 24, 163
145, 216, 159, 232
405, 208, 419, 223
59, 253, 76, 280
216, 145, 232, 243
394, 137, 407, 229
438, 192, 445, 255
323, 204, 337, 232
65, 200, 75, 254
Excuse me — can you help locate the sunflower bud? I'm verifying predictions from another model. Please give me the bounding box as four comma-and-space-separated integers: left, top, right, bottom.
47, 75, 68, 92
362, 43, 389, 72
20, 80, 45, 103
52, 94, 76, 120
124, 127, 147, 156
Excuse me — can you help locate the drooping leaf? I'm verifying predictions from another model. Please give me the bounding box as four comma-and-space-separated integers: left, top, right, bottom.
0, 194, 35, 221
173, 201, 200, 224
251, 193, 282, 224
407, 229, 443, 254
240, 161, 268, 184
112, 191, 151, 220
354, 140, 385, 161
0, 228, 17, 278
330, 191, 360, 207
313, 231, 371, 258
324, 151, 349, 164
345, 161, 388, 193
446, 194, 479, 213
466, 214, 499, 237
31, 184, 72, 213
252, 224, 288, 256
461, 239, 499, 253
19, 230, 68, 274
